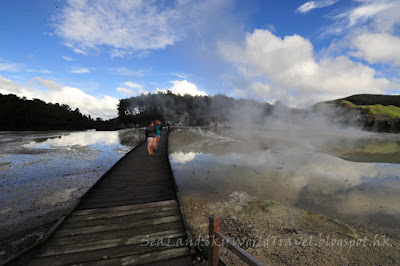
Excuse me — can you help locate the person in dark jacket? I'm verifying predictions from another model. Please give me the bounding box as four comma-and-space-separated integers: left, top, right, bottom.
146, 121, 156, 155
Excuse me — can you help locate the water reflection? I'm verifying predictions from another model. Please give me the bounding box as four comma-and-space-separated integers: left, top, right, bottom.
23, 131, 120, 148
0, 129, 145, 238
170, 151, 198, 164
168, 128, 400, 237
321, 137, 400, 163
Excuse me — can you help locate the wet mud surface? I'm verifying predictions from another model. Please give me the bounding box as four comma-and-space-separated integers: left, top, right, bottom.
181, 192, 400, 265
0, 129, 145, 263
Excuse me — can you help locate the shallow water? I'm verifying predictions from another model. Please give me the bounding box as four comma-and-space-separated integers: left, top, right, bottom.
0, 129, 144, 238
168, 127, 400, 237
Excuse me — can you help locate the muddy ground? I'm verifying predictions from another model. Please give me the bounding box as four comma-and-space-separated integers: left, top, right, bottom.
181, 192, 400, 265
1, 191, 399, 265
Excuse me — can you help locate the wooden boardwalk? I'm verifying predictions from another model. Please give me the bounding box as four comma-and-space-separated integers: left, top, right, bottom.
27, 131, 192, 265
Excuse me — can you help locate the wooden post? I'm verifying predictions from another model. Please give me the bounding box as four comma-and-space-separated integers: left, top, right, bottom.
208, 214, 220, 266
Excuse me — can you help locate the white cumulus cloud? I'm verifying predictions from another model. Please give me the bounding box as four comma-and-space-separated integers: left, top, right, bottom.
348, 2, 396, 26
165, 80, 207, 97
344, 1, 400, 68
352, 33, 400, 65
315, 0, 400, 70
121, 81, 149, 95
0, 76, 23, 94
35, 77, 62, 91
170, 151, 198, 164
0, 75, 119, 119
53, 0, 229, 56
219, 29, 394, 105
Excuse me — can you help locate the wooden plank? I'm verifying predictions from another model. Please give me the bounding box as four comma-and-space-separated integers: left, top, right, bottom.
80, 189, 174, 202
95, 178, 172, 184
28, 237, 187, 266
54, 215, 183, 237
86, 187, 176, 196
90, 186, 174, 193
95, 176, 171, 182
106, 172, 170, 175
77, 198, 176, 210
48, 222, 184, 246
114, 164, 169, 168
111, 163, 169, 167
37, 229, 186, 257
84, 191, 175, 198
61, 209, 181, 229
85, 183, 174, 191
80, 190, 175, 203
67, 205, 179, 223
70, 247, 190, 266
111, 166, 169, 170
85, 185, 174, 193
78, 195, 175, 207
77, 196, 176, 209
98, 174, 170, 179
97, 174, 171, 180
81, 194, 175, 203
87, 183, 171, 193
72, 200, 178, 216
88, 187, 173, 194
96, 180, 171, 185
145, 256, 192, 266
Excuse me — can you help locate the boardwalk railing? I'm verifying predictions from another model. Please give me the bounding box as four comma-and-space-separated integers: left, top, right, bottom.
208, 215, 263, 266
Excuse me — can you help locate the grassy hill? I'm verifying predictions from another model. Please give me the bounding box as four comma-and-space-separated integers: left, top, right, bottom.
321, 94, 400, 133
341, 100, 400, 119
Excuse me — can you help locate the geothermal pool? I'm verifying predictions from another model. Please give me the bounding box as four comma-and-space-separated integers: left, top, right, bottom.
0, 129, 144, 239
168, 127, 400, 237
1, 127, 399, 243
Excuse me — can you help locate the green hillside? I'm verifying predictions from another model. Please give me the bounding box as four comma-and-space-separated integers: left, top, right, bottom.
322, 94, 400, 133
341, 100, 400, 119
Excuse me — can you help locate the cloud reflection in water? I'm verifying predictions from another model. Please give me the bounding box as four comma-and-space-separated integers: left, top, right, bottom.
168, 128, 400, 237
0, 129, 144, 238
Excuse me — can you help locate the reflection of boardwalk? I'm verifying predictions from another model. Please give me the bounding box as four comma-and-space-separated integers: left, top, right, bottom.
28, 131, 191, 265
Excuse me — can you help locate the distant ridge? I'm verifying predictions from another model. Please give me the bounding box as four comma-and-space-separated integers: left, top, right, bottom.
328, 94, 400, 107
319, 94, 400, 133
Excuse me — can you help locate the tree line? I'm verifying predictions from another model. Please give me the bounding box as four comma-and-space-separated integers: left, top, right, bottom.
118, 91, 273, 127
338, 94, 400, 107
2, 91, 399, 133
0, 93, 97, 130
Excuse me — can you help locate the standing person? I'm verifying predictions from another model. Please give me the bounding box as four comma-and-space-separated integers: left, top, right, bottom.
147, 121, 156, 155
154, 120, 162, 151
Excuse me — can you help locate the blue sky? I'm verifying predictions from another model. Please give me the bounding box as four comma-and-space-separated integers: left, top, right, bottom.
1, 0, 400, 119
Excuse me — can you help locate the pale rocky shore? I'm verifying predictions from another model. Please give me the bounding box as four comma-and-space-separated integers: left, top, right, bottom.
182, 192, 400, 265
